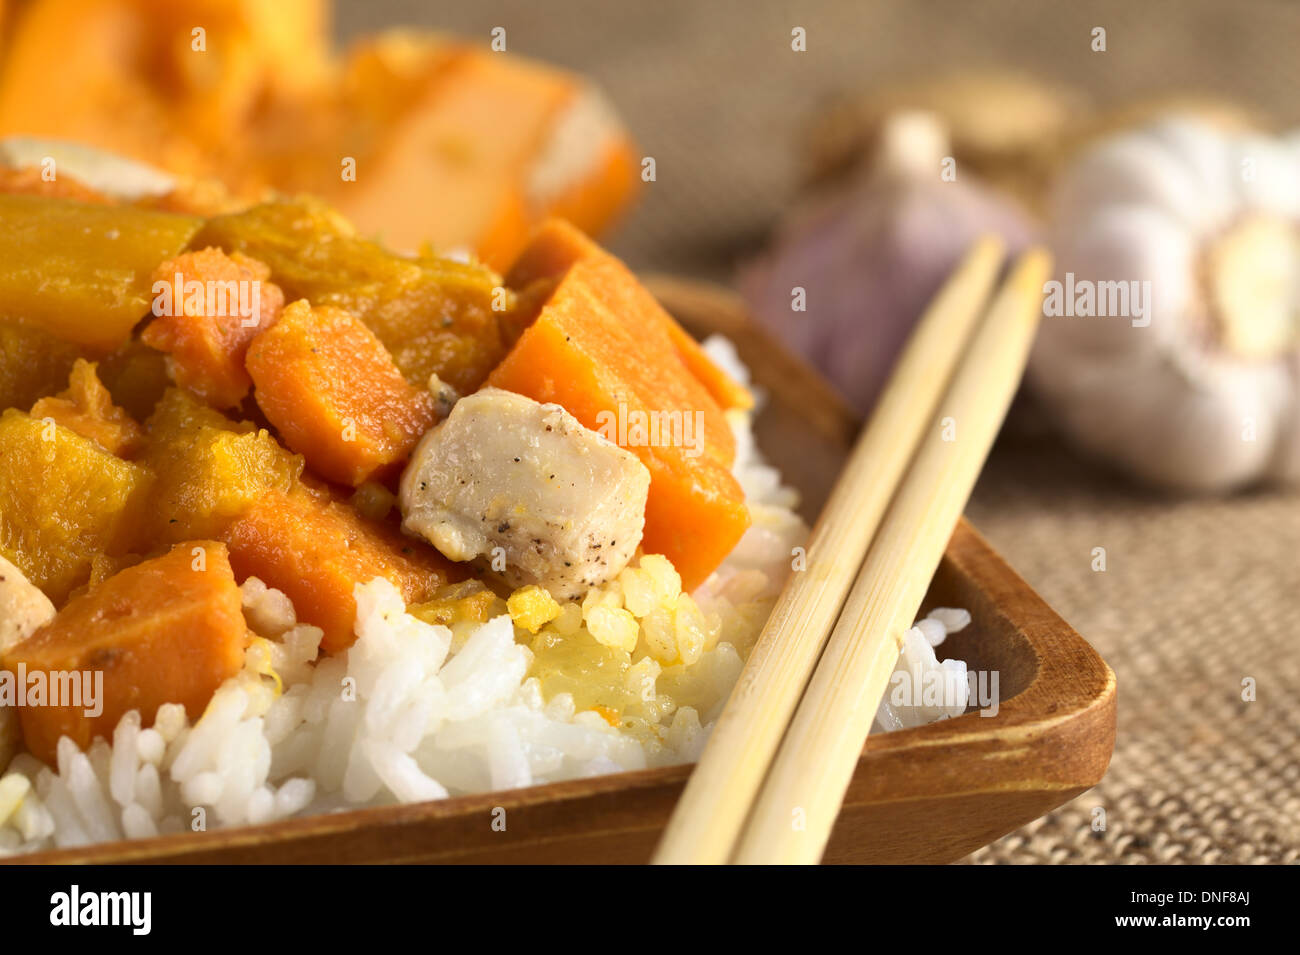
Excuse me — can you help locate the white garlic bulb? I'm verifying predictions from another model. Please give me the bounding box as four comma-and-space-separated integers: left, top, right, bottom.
1030, 118, 1300, 492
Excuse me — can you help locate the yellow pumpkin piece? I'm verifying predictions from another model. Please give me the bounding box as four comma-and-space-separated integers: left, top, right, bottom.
0, 195, 201, 350
145, 386, 253, 438
95, 338, 173, 422
0, 409, 153, 604
193, 197, 508, 392
143, 391, 303, 545
30, 359, 145, 457
0, 319, 85, 412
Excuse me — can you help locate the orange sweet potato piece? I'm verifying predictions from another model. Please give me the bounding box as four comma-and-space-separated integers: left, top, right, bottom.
505, 219, 753, 411
246, 299, 438, 486
3, 541, 246, 766
222, 487, 458, 653
29, 359, 145, 457
489, 234, 751, 590
638, 454, 751, 592
141, 247, 286, 409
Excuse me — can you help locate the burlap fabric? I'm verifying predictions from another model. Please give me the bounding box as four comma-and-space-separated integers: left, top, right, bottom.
340, 0, 1300, 863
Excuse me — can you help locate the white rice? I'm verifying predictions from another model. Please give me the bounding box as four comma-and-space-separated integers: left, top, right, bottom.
0, 336, 970, 854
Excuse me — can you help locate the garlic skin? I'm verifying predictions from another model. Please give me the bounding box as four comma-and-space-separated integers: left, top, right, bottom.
740, 111, 1037, 416
1030, 119, 1300, 492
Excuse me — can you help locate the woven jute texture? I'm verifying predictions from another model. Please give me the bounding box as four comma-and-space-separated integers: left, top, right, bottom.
965, 434, 1300, 864
340, 0, 1300, 864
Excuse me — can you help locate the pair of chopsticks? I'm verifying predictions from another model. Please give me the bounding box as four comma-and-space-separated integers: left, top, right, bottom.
653, 238, 1050, 864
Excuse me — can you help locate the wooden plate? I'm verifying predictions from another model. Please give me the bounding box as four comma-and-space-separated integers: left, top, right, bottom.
7, 278, 1115, 865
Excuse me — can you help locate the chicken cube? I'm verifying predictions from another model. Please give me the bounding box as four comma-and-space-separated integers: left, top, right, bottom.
398, 388, 650, 599
0, 554, 56, 769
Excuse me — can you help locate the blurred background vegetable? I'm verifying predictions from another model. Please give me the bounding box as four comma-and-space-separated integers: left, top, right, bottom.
740, 69, 1300, 493
739, 109, 1038, 416
0, 0, 640, 268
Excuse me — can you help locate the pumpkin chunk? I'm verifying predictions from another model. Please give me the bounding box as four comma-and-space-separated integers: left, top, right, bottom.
193, 198, 508, 392
30, 359, 145, 457
2, 541, 246, 766
489, 227, 751, 590
141, 388, 299, 544
246, 299, 437, 487
0, 195, 201, 350
141, 247, 286, 408
95, 337, 173, 422
145, 386, 253, 438
222, 487, 458, 653
143, 429, 303, 547
0, 319, 86, 412
0, 410, 152, 604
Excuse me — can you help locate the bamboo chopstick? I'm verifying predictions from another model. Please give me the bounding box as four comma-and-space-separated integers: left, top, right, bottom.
652, 237, 1007, 865
732, 248, 1051, 864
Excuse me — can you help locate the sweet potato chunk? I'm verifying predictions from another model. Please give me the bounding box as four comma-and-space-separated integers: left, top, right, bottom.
2, 541, 246, 766
222, 487, 458, 653
0, 410, 152, 604
0, 195, 201, 350
30, 359, 144, 457
505, 219, 753, 412
246, 299, 437, 486
489, 227, 751, 590
141, 247, 286, 408
327, 42, 567, 267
